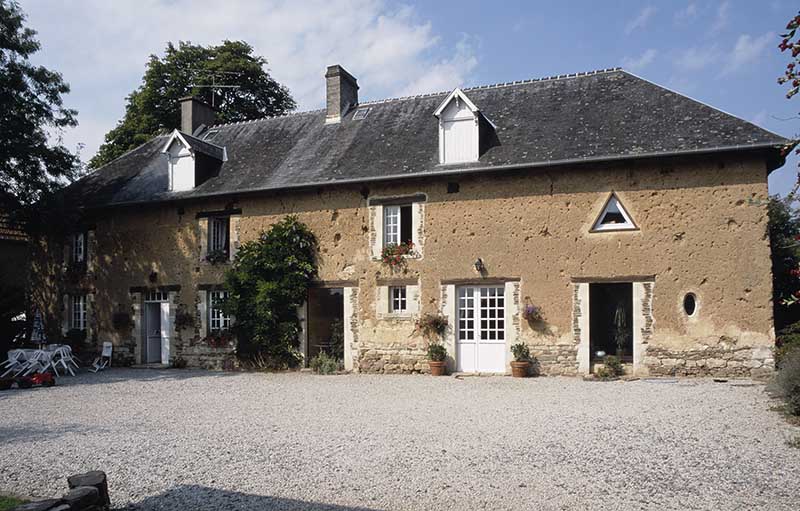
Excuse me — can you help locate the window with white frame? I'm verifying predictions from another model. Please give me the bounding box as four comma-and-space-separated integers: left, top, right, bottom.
209, 290, 231, 331
72, 233, 85, 263
389, 286, 407, 313
383, 205, 413, 247
208, 217, 230, 257
71, 294, 87, 330
591, 194, 636, 232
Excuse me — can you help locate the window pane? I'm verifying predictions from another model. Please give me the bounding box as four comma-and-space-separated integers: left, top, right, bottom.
383, 206, 400, 245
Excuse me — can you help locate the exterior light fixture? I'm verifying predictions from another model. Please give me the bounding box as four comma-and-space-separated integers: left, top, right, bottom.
474, 258, 485, 273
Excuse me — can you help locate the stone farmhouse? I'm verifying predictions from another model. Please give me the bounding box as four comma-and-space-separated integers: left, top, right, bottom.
33, 65, 788, 377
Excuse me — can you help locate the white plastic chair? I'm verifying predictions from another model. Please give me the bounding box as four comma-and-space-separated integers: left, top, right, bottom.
47, 347, 76, 377
20, 350, 48, 376
1, 351, 25, 378
90, 343, 113, 373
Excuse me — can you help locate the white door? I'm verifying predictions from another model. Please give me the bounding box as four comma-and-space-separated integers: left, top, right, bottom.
144, 303, 161, 364
160, 302, 170, 364
456, 286, 506, 373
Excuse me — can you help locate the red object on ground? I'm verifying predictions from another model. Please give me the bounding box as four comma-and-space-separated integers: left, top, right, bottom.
31, 372, 55, 386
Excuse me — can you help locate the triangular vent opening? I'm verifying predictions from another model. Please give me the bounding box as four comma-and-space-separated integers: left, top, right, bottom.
591, 194, 636, 231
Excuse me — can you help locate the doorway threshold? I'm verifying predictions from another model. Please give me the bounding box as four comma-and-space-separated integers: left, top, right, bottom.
130, 363, 169, 369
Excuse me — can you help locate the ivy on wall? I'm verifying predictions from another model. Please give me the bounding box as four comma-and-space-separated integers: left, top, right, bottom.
223, 215, 317, 366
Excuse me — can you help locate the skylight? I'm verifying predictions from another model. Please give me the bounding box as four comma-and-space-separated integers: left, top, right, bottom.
591, 194, 637, 231
353, 108, 371, 120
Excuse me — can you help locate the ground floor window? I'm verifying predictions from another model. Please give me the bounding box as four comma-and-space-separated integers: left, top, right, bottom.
389, 286, 407, 313
209, 290, 231, 331
71, 294, 87, 330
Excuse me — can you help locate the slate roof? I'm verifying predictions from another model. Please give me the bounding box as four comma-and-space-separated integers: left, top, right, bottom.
68, 69, 790, 208
172, 131, 226, 161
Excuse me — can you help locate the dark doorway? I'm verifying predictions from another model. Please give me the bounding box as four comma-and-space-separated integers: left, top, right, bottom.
306, 287, 344, 363
589, 283, 633, 362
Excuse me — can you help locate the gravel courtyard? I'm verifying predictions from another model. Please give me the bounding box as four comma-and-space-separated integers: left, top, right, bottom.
1, 370, 799, 510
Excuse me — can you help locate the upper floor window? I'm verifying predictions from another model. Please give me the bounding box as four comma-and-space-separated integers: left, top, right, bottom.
434, 88, 481, 165
383, 205, 412, 247
209, 290, 231, 331
72, 233, 85, 263
71, 294, 86, 330
208, 216, 230, 259
591, 194, 637, 232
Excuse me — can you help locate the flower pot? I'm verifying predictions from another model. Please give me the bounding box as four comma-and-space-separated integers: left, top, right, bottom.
429, 360, 446, 376
511, 360, 530, 378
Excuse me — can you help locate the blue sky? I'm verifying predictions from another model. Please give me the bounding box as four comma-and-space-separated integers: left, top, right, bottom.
23, 0, 800, 195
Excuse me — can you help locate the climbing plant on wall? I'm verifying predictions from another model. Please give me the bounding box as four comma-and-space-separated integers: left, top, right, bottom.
223, 215, 317, 366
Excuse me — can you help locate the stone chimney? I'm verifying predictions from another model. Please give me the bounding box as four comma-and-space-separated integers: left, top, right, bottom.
325, 65, 359, 124
179, 96, 216, 135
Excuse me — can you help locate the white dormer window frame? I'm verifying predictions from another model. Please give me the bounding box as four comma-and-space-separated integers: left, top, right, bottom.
162, 130, 228, 192
434, 88, 480, 165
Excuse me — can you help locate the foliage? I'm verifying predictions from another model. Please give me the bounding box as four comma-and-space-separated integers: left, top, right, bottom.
596, 355, 624, 379
170, 356, 188, 369
427, 342, 447, 362
223, 216, 317, 365
206, 249, 229, 265
0, 495, 29, 511
522, 303, 543, 322
769, 197, 800, 329
0, 1, 80, 213
89, 40, 296, 169
414, 312, 448, 342
510, 342, 531, 362
777, 13, 800, 195
174, 306, 195, 331
777, 321, 800, 366
381, 241, 414, 268
310, 351, 340, 374
112, 311, 133, 331
774, 345, 800, 416
203, 330, 234, 349
329, 318, 345, 360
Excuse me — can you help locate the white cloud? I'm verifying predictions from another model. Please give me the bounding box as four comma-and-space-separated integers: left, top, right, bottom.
622, 49, 657, 72
711, 1, 730, 33
625, 6, 657, 35
727, 32, 775, 73
22, 0, 479, 163
674, 3, 698, 25
674, 46, 718, 72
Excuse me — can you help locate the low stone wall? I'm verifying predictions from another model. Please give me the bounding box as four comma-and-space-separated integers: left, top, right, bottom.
13, 470, 110, 511
644, 341, 774, 379
530, 344, 579, 376
357, 348, 430, 374
177, 344, 236, 370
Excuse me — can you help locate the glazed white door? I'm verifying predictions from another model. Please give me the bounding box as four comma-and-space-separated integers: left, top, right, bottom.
456, 286, 506, 373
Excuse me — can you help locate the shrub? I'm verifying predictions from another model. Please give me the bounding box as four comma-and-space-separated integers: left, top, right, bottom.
415, 313, 448, 342
224, 216, 317, 366
596, 355, 624, 379
775, 346, 800, 416
427, 342, 447, 362
511, 342, 530, 362
776, 320, 800, 366
310, 352, 340, 374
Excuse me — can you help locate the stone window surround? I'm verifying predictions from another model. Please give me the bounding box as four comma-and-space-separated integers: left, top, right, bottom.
197, 209, 241, 264
439, 278, 520, 374
572, 277, 654, 375
197, 284, 232, 337
62, 292, 93, 336
368, 194, 426, 260
375, 278, 420, 320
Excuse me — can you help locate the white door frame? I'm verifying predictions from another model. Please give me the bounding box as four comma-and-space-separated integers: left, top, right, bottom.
144, 291, 171, 365
456, 285, 507, 373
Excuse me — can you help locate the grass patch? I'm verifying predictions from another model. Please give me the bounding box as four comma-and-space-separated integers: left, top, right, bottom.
0, 495, 28, 510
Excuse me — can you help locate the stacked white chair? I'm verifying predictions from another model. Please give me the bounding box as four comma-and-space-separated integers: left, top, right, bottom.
48, 346, 78, 376
1, 350, 25, 378
20, 350, 48, 376
90, 342, 113, 373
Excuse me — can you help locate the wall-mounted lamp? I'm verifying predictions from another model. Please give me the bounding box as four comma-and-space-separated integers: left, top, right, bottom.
474, 258, 485, 273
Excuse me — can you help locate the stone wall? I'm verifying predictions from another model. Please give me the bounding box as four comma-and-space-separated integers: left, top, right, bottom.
30, 154, 776, 377
644, 340, 774, 379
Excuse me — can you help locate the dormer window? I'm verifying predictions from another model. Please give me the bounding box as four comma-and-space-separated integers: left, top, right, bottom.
434, 88, 481, 165
162, 130, 226, 192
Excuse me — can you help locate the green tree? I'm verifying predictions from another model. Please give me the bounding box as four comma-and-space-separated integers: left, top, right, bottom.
89, 40, 295, 169
0, 0, 79, 209
768, 196, 800, 330
223, 216, 317, 366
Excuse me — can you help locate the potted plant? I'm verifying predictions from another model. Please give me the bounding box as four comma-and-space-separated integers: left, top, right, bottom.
415, 312, 449, 376
510, 342, 531, 377
427, 342, 447, 376
381, 241, 414, 268
522, 302, 543, 323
